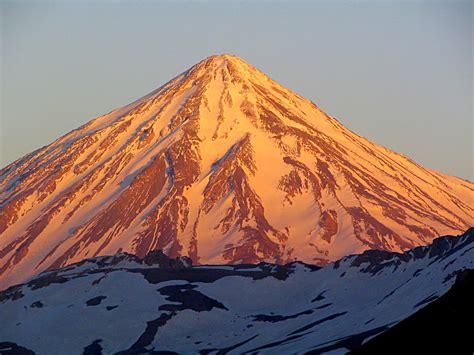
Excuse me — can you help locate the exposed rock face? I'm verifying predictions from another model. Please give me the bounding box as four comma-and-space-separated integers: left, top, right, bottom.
0, 54, 473, 289
0, 230, 472, 354
143, 250, 192, 269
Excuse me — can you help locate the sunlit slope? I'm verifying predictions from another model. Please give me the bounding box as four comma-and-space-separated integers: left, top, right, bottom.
0, 54, 472, 289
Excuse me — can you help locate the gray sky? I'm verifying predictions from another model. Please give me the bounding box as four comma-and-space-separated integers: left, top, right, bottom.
1, 0, 472, 180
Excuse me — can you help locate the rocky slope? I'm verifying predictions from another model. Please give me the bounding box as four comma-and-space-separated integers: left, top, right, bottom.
0, 229, 472, 354
0, 54, 472, 289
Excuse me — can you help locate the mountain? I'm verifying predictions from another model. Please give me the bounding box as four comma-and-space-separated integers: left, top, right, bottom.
0, 54, 472, 289
1, 229, 472, 354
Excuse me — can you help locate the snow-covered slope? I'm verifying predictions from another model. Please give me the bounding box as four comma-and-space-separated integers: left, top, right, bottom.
0, 54, 472, 289
0, 229, 472, 354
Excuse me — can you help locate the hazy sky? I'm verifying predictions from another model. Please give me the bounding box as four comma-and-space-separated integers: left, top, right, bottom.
1, 0, 472, 180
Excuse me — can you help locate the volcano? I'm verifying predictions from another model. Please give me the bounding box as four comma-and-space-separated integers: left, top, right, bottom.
0, 54, 472, 289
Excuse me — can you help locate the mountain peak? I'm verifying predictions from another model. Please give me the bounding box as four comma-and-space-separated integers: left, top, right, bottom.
199, 53, 254, 68
186, 53, 258, 84
202, 53, 243, 63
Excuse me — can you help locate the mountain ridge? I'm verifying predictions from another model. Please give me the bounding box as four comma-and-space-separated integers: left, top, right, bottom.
1, 228, 472, 354
0, 54, 472, 289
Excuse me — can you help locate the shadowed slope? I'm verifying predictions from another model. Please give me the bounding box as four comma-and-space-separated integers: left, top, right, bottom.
349, 269, 474, 355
